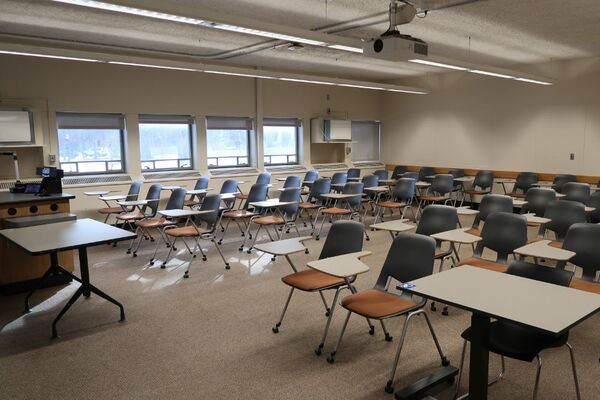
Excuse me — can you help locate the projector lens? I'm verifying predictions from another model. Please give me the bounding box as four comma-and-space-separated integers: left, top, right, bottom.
373, 39, 383, 53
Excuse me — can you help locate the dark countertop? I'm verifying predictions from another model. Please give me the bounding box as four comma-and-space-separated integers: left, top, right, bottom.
0, 192, 75, 205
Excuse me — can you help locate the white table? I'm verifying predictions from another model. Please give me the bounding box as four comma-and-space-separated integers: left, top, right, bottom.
514, 239, 575, 262
402, 265, 600, 400
98, 194, 127, 202
249, 199, 297, 208
379, 179, 397, 186
254, 236, 312, 272
454, 176, 475, 183
83, 190, 111, 196
0, 219, 136, 338
431, 227, 482, 261
158, 209, 214, 218
186, 188, 213, 195
370, 219, 416, 239
321, 193, 361, 200
522, 213, 551, 225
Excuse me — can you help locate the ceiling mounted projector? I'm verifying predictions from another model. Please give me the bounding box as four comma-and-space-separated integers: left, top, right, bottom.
363, 1, 428, 61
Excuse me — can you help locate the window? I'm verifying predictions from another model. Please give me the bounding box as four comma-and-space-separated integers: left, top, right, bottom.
351, 121, 380, 162
263, 118, 301, 165
139, 114, 193, 171
57, 113, 125, 174
206, 116, 253, 168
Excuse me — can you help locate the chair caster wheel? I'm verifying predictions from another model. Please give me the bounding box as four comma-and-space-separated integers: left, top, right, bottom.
384, 382, 394, 394
183, 273, 189, 279
112, 243, 117, 247
315, 236, 320, 241
249, 234, 253, 239
272, 323, 280, 333
160, 264, 166, 269
441, 357, 450, 366
430, 303, 437, 312
133, 252, 138, 258
385, 334, 393, 342
126, 250, 131, 254
238, 247, 243, 252
305, 249, 309, 254
241, 233, 245, 237
271, 257, 276, 261
217, 240, 223, 245
202, 256, 207, 261
247, 250, 252, 254
193, 254, 197, 258
150, 238, 155, 242
173, 247, 177, 251
442, 307, 449, 316
326, 354, 335, 364
315, 346, 323, 356
366, 237, 370, 241
369, 326, 375, 335
225, 264, 230, 270
166, 243, 170, 248
325, 310, 330, 317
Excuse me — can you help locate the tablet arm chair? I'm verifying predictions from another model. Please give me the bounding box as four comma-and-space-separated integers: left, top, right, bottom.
562, 182, 591, 204
403, 171, 419, 181
184, 176, 210, 208
330, 172, 348, 192
282, 175, 301, 188
537, 200, 587, 242
586, 191, 600, 223
556, 223, 600, 281
521, 188, 556, 218
361, 174, 380, 217
391, 165, 407, 179
552, 174, 576, 193
219, 179, 239, 212
163, 194, 230, 277
461, 170, 494, 207
347, 168, 361, 180
236, 172, 270, 204
119, 183, 162, 254
418, 174, 454, 213
301, 170, 319, 194
98, 180, 142, 223
315, 182, 365, 241
373, 169, 389, 181
325, 233, 449, 395
467, 194, 513, 236
418, 166, 436, 182
374, 178, 416, 224
455, 261, 579, 400
298, 178, 331, 231
509, 172, 538, 198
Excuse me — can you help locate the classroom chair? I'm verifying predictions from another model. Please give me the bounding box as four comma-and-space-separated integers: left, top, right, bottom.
218, 183, 268, 249
298, 178, 331, 230
586, 191, 600, 222
418, 174, 454, 212
347, 168, 361, 180
117, 183, 162, 253
330, 172, 348, 192
455, 261, 579, 400
374, 177, 416, 223
557, 223, 600, 281
184, 176, 209, 208
537, 200, 587, 242
373, 169, 389, 181
282, 175, 301, 188
403, 171, 419, 181
325, 233, 449, 395
161, 194, 230, 276
391, 165, 407, 179
97, 180, 142, 223
235, 172, 270, 204
360, 174, 380, 217
508, 172, 538, 198
521, 188, 556, 218
418, 166, 436, 181
315, 182, 364, 241
466, 194, 513, 236
219, 179, 239, 212
562, 182, 591, 204
460, 170, 494, 206
301, 170, 319, 195
551, 174, 577, 193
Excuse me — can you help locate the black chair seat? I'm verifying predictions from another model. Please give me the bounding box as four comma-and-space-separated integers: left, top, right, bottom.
461, 320, 568, 362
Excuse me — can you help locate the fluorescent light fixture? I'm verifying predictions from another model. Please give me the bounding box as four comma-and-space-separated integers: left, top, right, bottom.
0, 49, 99, 62
386, 88, 427, 95
515, 77, 553, 86
338, 83, 386, 90
203, 70, 276, 79
408, 59, 468, 71
209, 24, 326, 46
108, 61, 197, 71
469, 69, 514, 79
327, 45, 364, 54
279, 77, 335, 85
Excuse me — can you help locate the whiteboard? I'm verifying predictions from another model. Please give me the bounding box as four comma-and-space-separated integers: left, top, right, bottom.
0, 110, 34, 144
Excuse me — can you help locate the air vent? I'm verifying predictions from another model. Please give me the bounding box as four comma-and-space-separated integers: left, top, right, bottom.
266, 165, 307, 173
353, 161, 385, 168
312, 163, 348, 171
143, 171, 200, 181
62, 174, 133, 187
210, 168, 260, 177
0, 178, 41, 191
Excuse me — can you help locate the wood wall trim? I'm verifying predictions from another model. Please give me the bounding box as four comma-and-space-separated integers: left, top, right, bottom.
384, 164, 600, 184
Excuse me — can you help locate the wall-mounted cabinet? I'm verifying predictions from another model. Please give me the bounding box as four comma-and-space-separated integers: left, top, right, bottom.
310, 118, 352, 143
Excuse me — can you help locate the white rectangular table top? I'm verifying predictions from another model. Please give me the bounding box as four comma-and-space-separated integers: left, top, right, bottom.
431, 227, 482, 244
370, 219, 416, 233
84, 190, 111, 196
523, 213, 551, 224
0, 218, 136, 255
276, 177, 289, 182
404, 266, 600, 335
555, 193, 566, 198
365, 186, 390, 193
249, 199, 297, 208
161, 185, 182, 191
307, 251, 371, 278
514, 240, 575, 261
117, 199, 149, 207
347, 177, 361, 181
456, 206, 480, 216
158, 209, 213, 218
321, 193, 361, 200
99, 194, 127, 201
254, 236, 312, 256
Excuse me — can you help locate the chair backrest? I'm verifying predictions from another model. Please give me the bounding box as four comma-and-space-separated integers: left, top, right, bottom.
429, 174, 454, 195
418, 166, 436, 181
304, 170, 319, 183
347, 168, 361, 179
220, 179, 238, 194
196, 194, 221, 230
403, 171, 419, 181
473, 194, 514, 228
514, 172, 538, 193
193, 176, 210, 190
319, 220, 364, 260
126, 180, 142, 201
331, 172, 348, 185
523, 188, 556, 217
308, 178, 331, 203
476, 212, 527, 262
562, 182, 591, 204
244, 183, 268, 210
342, 182, 364, 207
375, 233, 436, 291
552, 174, 577, 193
391, 165, 407, 179
143, 184, 163, 216
361, 174, 379, 190
541, 200, 587, 240
391, 178, 416, 202
507, 260, 573, 287
472, 170, 494, 191
586, 191, 600, 222
255, 172, 271, 186
416, 205, 458, 236
283, 175, 301, 188
278, 187, 301, 218
164, 188, 187, 210
560, 223, 600, 281
448, 168, 465, 178
374, 169, 389, 181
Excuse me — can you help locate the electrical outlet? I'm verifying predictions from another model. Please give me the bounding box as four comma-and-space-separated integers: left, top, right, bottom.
570, 153, 575, 160
49, 154, 56, 163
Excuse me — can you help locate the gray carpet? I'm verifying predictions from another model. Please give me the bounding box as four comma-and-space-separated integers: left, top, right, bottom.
1, 213, 598, 400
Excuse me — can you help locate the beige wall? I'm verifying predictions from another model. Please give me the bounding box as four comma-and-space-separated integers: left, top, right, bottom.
0, 54, 383, 217
381, 58, 600, 176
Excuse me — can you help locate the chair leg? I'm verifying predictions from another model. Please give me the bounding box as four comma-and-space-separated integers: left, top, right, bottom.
566, 343, 581, 400
246, 224, 262, 253
315, 288, 341, 356
454, 340, 468, 400
380, 320, 393, 342
316, 212, 328, 240
385, 312, 417, 393
422, 311, 449, 366
533, 355, 542, 400
326, 310, 352, 364
161, 236, 177, 269
318, 291, 331, 316
211, 237, 230, 269
272, 287, 294, 333
218, 218, 232, 244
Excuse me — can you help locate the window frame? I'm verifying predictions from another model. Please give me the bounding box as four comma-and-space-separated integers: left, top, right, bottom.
206, 116, 253, 169
138, 114, 195, 172
351, 120, 381, 163
56, 112, 127, 176
262, 117, 302, 166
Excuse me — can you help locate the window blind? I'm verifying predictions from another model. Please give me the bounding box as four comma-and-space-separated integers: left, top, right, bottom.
351, 121, 380, 162
206, 116, 253, 130
56, 112, 125, 130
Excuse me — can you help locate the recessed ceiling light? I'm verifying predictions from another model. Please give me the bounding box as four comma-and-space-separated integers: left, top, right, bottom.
204, 70, 276, 79
108, 61, 197, 71
279, 77, 335, 85
408, 59, 468, 71
469, 70, 514, 79
0, 49, 99, 62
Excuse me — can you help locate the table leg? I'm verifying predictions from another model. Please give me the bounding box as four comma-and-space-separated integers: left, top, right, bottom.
468, 313, 491, 400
